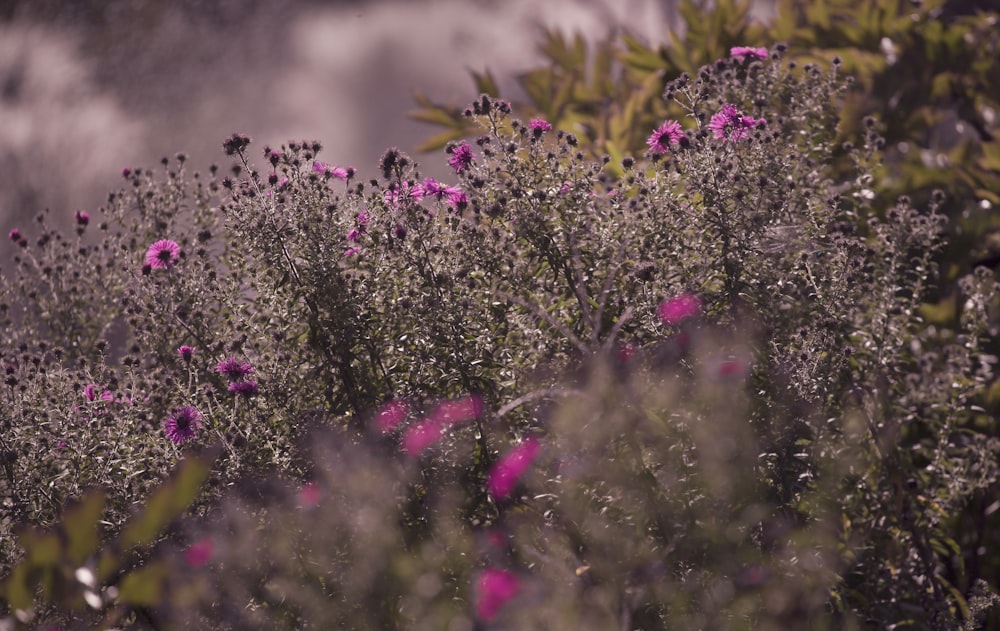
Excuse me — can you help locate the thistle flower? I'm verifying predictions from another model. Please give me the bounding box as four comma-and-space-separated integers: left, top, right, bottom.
228, 380, 259, 397
214, 357, 254, 381
178, 345, 195, 362
74, 210, 90, 226
144, 239, 181, 270
731, 46, 768, 61
647, 120, 684, 154
163, 405, 202, 445
529, 118, 553, 134
448, 141, 475, 173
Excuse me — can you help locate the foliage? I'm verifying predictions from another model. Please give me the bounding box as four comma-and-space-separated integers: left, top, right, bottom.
0, 42, 998, 629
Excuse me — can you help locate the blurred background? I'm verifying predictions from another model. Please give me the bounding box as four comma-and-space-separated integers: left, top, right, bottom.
0, 0, 695, 228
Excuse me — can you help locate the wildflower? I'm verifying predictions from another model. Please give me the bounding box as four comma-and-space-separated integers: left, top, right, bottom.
74, 210, 90, 226
427, 394, 483, 426
708, 104, 765, 142
313, 161, 353, 181
374, 399, 409, 434
163, 405, 202, 445
658, 293, 701, 326
647, 120, 684, 154
347, 228, 362, 243
184, 537, 214, 568
228, 380, 259, 397
475, 568, 521, 622
401, 419, 446, 457
84, 384, 114, 402
384, 181, 424, 208
356, 210, 370, 227
529, 118, 553, 135
8, 229, 20, 242
487, 437, 541, 500
214, 357, 254, 381
448, 141, 475, 173
177, 345, 195, 362
730, 46, 768, 61
298, 482, 322, 508
344, 247, 360, 257
144, 239, 181, 270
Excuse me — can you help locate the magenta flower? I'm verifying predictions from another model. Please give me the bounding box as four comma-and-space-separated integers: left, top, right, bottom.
384, 182, 424, 208
177, 345, 195, 362
228, 380, 259, 397
658, 293, 701, 326
344, 247, 360, 257
313, 161, 353, 181
214, 357, 254, 381
708, 104, 765, 142
448, 141, 475, 173
529, 118, 552, 132
184, 537, 214, 568
731, 46, 768, 61
7, 229, 20, 242
475, 568, 521, 622
356, 210, 370, 227
374, 399, 409, 434
347, 228, 362, 243
74, 210, 90, 226
145, 239, 181, 270
298, 481, 322, 508
163, 406, 202, 445
428, 394, 483, 426
401, 419, 446, 457
647, 120, 684, 154
487, 437, 542, 500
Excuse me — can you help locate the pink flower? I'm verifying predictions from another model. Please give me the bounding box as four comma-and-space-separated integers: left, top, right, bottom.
144, 239, 181, 270
177, 345, 195, 362
647, 120, 684, 154
401, 419, 446, 457
214, 357, 254, 381
347, 228, 362, 243
374, 399, 409, 434
708, 104, 765, 142
730, 46, 768, 61
529, 118, 552, 133
163, 406, 202, 445
74, 210, 90, 226
7, 229, 21, 242
448, 141, 475, 173
314, 161, 354, 181
384, 182, 424, 208
658, 293, 701, 326
184, 537, 214, 568
299, 482, 322, 508
475, 568, 521, 621
487, 437, 541, 500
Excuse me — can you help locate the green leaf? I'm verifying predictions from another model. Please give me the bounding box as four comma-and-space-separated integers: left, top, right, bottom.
118, 451, 214, 551
117, 561, 169, 607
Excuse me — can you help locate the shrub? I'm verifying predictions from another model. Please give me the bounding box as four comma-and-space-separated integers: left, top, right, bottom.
1, 45, 998, 629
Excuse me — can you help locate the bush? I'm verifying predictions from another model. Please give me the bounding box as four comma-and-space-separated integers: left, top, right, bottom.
1, 45, 998, 629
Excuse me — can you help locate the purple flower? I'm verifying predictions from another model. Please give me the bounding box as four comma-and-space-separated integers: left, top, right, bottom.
475, 568, 521, 621
163, 406, 202, 445
74, 210, 90, 226
347, 228, 362, 243
529, 118, 552, 133
374, 399, 409, 435
708, 104, 765, 142
487, 437, 541, 500
448, 141, 475, 173
356, 210, 370, 227
228, 380, 259, 397
144, 239, 181, 270
214, 357, 254, 381
184, 537, 214, 568
731, 46, 768, 61
384, 182, 424, 209
658, 293, 702, 326
8, 229, 21, 242
344, 247, 360, 257
178, 345, 195, 362
313, 161, 353, 181
647, 120, 684, 154
401, 419, 446, 457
